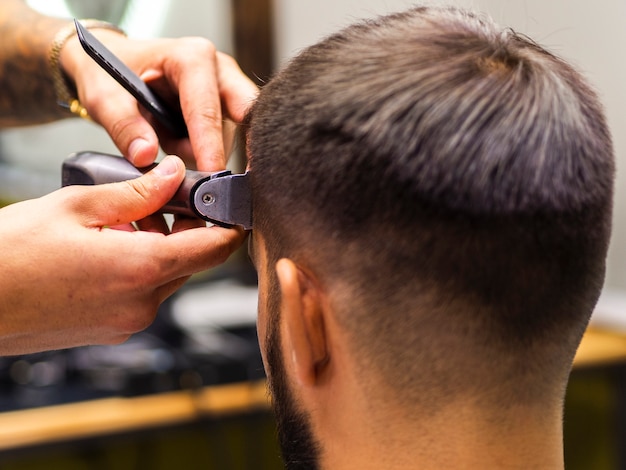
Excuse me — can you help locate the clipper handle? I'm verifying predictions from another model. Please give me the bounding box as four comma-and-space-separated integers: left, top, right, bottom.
62, 151, 208, 218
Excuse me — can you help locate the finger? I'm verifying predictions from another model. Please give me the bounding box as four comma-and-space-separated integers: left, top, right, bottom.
135, 213, 171, 234
159, 138, 196, 169
216, 52, 259, 122
222, 119, 237, 159
163, 39, 226, 172
156, 226, 246, 281
71, 155, 186, 228
61, 33, 161, 166
171, 214, 206, 233
79, 75, 161, 167
139, 70, 209, 167
110, 223, 137, 232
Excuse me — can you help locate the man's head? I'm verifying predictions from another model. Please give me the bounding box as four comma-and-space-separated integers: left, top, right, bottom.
245, 5, 614, 468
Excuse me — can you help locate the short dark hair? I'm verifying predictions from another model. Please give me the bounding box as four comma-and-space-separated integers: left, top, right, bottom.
246, 6, 614, 410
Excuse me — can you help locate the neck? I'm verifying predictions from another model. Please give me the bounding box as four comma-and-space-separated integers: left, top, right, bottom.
310, 369, 564, 469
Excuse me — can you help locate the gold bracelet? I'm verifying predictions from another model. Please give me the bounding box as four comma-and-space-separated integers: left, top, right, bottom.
49, 19, 126, 120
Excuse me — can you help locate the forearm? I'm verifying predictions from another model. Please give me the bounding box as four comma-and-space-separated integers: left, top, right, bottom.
0, 0, 70, 126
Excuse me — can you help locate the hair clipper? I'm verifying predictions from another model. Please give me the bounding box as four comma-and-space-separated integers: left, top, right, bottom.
62, 152, 252, 230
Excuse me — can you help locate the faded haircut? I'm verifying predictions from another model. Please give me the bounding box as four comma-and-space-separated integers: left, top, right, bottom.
246, 6, 615, 410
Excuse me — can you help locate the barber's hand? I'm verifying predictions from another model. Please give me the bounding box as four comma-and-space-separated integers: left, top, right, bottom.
60, 30, 258, 171
0, 156, 244, 355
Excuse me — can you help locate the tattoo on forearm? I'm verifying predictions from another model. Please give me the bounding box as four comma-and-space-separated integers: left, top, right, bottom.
0, 0, 71, 126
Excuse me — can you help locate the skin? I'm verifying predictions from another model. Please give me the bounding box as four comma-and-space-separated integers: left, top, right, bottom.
0, 0, 257, 354
251, 233, 566, 470
61, 33, 256, 170
0, 0, 258, 170
0, 156, 243, 354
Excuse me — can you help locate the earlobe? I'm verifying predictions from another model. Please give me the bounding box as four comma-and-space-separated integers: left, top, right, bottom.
275, 258, 328, 387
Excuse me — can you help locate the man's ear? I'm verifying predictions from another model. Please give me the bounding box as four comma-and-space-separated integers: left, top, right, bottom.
275, 258, 328, 387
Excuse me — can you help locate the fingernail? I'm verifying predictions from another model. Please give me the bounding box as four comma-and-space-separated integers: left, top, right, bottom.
128, 138, 150, 164
153, 155, 180, 176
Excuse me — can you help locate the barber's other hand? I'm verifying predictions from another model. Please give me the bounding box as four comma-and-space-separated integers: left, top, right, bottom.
0, 156, 244, 355
60, 30, 258, 171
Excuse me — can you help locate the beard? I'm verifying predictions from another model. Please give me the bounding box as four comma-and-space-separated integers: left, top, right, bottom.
265, 271, 321, 470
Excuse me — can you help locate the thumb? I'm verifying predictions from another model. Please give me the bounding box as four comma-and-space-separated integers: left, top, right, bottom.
78, 155, 186, 227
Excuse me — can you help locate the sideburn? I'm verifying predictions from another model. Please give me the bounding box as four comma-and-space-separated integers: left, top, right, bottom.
265, 263, 321, 470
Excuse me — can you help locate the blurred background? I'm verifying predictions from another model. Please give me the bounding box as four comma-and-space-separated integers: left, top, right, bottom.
0, 0, 624, 469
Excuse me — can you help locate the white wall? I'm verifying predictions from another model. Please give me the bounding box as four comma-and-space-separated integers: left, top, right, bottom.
274, 0, 626, 293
